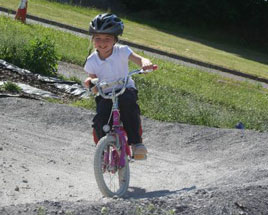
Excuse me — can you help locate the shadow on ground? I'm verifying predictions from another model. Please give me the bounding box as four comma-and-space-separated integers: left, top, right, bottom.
126, 185, 197, 199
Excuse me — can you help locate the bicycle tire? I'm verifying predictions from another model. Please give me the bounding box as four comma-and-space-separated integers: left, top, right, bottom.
94, 135, 130, 197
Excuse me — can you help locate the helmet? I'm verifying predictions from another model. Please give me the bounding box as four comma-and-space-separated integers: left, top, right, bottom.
89, 13, 124, 36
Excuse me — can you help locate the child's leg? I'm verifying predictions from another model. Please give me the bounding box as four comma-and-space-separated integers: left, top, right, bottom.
119, 88, 142, 144
119, 88, 147, 160
92, 96, 112, 140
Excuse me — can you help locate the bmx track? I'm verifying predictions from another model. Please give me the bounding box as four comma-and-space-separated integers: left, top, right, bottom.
1, 86, 268, 214
1, 9, 268, 214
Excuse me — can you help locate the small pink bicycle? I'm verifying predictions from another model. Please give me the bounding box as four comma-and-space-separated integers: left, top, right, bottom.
91, 66, 157, 197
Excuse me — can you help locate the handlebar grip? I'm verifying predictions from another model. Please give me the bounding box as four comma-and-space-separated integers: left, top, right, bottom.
152, 64, 158, 70
141, 64, 158, 73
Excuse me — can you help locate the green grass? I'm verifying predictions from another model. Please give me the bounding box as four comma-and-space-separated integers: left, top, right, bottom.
0, 16, 88, 65
1, 81, 22, 93
1, 0, 268, 80
1, 16, 268, 131
133, 62, 268, 131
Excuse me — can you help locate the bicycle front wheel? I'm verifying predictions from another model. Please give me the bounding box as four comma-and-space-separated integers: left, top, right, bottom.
94, 135, 130, 197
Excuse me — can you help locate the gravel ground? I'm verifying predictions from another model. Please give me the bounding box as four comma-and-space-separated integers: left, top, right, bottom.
1, 63, 268, 214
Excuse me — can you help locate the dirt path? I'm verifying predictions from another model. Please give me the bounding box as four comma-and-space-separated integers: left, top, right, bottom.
1, 97, 268, 214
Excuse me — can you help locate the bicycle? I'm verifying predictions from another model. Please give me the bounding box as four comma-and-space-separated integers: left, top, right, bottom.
91, 65, 157, 197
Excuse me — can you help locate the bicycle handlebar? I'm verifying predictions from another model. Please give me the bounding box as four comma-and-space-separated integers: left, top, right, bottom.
91, 65, 158, 99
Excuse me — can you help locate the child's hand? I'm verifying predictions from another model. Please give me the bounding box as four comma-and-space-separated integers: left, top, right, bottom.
84, 77, 92, 88
129, 52, 157, 72
84, 77, 98, 94
141, 58, 154, 71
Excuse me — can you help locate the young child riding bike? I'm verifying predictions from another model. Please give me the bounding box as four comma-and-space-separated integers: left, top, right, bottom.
84, 13, 156, 160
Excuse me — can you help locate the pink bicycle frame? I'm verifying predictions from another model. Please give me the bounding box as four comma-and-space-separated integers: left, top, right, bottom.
112, 109, 131, 168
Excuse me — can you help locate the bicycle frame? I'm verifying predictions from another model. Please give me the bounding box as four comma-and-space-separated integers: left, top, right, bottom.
103, 86, 132, 170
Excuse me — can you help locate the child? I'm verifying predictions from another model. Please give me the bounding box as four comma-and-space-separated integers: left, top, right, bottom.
84, 13, 155, 160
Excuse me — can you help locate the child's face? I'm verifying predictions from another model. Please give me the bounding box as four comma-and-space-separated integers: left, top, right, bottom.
93, 33, 116, 59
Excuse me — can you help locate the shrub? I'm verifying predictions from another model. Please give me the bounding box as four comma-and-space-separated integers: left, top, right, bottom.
0, 17, 59, 76
24, 36, 59, 76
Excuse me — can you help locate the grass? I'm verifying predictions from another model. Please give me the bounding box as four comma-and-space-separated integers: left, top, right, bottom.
0, 16, 88, 65
133, 63, 268, 131
1, 16, 268, 131
0, 81, 22, 93
0, 17, 59, 76
1, 0, 268, 80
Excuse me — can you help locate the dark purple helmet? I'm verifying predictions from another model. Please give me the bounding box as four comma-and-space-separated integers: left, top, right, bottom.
89, 13, 124, 36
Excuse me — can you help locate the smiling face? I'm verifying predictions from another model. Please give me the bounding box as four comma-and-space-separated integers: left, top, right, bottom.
93, 33, 116, 60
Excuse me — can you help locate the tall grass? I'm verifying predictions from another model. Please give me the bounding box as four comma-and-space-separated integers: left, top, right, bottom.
1, 16, 268, 131
0, 17, 58, 76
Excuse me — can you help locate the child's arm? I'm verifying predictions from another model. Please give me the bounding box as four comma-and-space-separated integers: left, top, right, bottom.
129, 52, 154, 71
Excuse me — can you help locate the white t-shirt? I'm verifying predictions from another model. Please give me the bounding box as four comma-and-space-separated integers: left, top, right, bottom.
84, 45, 136, 92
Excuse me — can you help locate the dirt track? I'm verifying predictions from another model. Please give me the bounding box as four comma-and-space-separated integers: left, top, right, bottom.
1, 95, 268, 214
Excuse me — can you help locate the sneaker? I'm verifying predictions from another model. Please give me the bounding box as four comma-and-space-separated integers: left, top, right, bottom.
131, 143, 148, 160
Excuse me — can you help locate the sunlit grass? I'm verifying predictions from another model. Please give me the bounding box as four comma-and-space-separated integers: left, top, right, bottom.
0, 81, 22, 93
130, 57, 268, 130
1, 16, 268, 131
1, 0, 268, 79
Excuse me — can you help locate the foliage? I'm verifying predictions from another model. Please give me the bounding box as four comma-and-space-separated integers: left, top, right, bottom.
57, 74, 82, 84
69, 76, 82, 84
119, 0, 268, 48
24, 36, 59, 76
44, 0, 268, 47
0, 17, 58, 76
1, 1, 268, 80
1, 81, 22, 93
1, 16, 268, 131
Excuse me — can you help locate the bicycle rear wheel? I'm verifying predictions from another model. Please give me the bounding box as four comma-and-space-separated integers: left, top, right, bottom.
94, 135, 130, 197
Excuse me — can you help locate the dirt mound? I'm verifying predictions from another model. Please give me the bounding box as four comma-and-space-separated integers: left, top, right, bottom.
2, 185, 268, 215
1, 60, 268, 214
1, 97, 268, 214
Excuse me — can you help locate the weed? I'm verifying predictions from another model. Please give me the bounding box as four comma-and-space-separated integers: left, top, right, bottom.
37, 206, 46, 215
69, 76, 82, 84
45, 97, 64, 104
71, 98, 95, 110
1, 81, 22, 93
57, 74, 82, 84
101, 206, 108, 214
